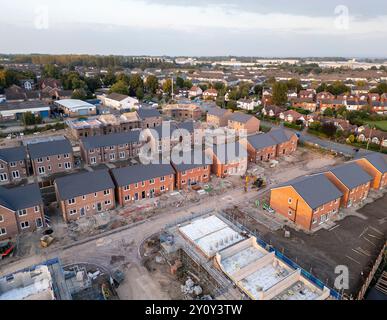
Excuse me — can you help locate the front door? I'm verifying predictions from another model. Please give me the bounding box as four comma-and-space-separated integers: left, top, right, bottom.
80, 208, 86, 217
97, 203, 102, 212
142, 191, 146, 199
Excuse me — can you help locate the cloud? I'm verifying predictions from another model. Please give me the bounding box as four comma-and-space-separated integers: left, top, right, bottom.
1, 0, 387, 56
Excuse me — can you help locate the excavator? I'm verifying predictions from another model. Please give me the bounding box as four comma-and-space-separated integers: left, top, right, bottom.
243, 175, 266, 193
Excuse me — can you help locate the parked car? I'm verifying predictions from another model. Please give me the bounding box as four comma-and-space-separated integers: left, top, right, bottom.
0, 241, 15, 260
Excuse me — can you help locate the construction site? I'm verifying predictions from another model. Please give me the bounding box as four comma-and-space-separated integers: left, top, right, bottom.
0, 258, 123, 300
154, 212, 337, 301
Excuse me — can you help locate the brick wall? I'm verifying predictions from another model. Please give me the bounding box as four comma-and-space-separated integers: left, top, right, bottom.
116, 174, 175, 207
0, 204, 45, 241
31, 153, 75, 177
0, 159, 28, 184
58, 188, 116, 222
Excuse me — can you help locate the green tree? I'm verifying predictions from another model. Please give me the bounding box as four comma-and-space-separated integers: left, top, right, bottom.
323, 108, 334, 117
116, 73, 130, 85
42, 64, 61, 79
176, 77, 185, 88
109, 80, 129, 95
370, 83, 387, 95
136, 87, 144, 100
327, 81, 350, 96
22, 112, 42, 126
183, 79, 193, 89
253, 85, 263, 96
272, 82, 288, 106
72, 88, 87, 100
85, 77, 102, 93
163, 79, 173, 96
287, 78, 302, 92
103, 71, 116, 87
321, 122, 337, 137
226, 100, 237, 110
129, 74, 144, 96
145, 75, 159, 94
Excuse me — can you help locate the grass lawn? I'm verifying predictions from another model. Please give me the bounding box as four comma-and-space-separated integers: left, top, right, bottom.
364, 120, 387, 132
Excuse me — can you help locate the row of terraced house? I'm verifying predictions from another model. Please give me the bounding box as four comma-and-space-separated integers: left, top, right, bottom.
0, 104, 296, 241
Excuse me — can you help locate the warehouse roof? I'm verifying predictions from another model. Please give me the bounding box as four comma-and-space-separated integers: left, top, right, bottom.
111, 164, 175, 187
0, 184, 43, 211
56, 99, 96, 111
55, 170, 115, 200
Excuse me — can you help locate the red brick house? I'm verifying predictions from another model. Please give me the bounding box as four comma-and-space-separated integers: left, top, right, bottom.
27, 138, 74, 177
0, 146, 28, 184
244, 128, 298, 162
324, 162, 372, 208
270, 174, 343, 231
0, 183, 45, 241
227, 113, 260, 135
206, 142, 248, 178
54, 170, 116, 223
354, 153, 387, 190
111, 164, 175, 206
80, 131, 142, 166
171, 151, 211, 189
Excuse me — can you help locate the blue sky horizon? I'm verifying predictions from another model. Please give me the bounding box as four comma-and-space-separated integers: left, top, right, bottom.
1, 1, 387, 58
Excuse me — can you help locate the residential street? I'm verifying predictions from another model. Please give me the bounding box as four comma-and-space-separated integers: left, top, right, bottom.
260, 120, 368, 157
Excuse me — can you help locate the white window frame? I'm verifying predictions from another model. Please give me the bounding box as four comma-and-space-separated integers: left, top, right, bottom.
0, 173, 8, 182
0, 227, 6, 235
18, 209, 27, 217
20, 221, 30, 229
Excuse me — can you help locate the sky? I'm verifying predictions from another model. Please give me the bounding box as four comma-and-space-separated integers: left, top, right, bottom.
1, 0, 387, 57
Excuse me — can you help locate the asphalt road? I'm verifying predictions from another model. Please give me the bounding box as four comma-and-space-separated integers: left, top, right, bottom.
260, 120, 369, 157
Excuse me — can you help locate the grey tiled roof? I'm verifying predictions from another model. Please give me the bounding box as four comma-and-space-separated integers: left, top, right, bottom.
228, 112, 255, 124
27, 139, 73, 159
283, 174, 343, 210
269, 128, 296, 144
359, 152, 387, 173
81, 131, 141, 150
106, 93, 129, 101
211, 142, 247, 164
111, 164, 175, 187
55, 170, 115, 200
137, 108, 161, 119
0, 184, 43, 211
207, 107, 230, 117
171, 150, 212, 172
329, 162, 373, 189
247, 133, 277, 150
0, 146, 27, 162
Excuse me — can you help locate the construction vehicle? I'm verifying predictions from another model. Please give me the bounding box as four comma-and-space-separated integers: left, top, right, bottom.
40, 235, 54, 248
244, 175, 266, 192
